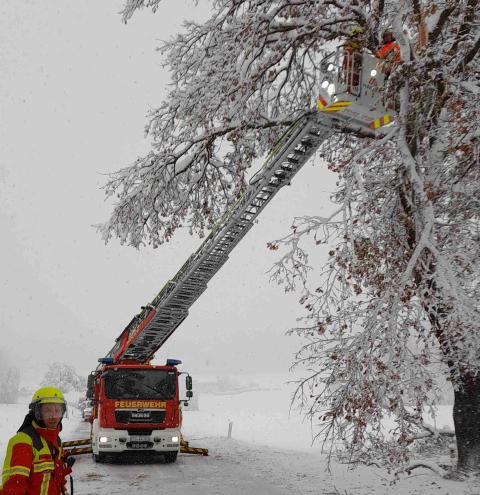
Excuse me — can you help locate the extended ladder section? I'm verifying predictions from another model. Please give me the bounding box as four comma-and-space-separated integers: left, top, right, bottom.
104, 53, 393, 366
103, 110, 343, 364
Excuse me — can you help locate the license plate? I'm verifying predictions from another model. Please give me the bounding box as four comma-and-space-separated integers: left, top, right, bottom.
130, 435, 150, 442
129, 442, 150, 449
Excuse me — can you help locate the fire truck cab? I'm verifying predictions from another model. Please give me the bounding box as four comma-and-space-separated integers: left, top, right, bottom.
87, 358, 193, 463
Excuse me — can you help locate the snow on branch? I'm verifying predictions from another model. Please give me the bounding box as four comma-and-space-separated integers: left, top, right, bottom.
395, 461, 448, 478
268, 0, 479, 466
108, 0, 480, 471
103, 0, 378, 246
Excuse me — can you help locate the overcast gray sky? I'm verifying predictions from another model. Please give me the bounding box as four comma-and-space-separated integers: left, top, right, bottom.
0, 0, 336, 385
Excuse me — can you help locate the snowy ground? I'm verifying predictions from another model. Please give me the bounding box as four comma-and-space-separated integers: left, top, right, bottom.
1, 375, 479, 494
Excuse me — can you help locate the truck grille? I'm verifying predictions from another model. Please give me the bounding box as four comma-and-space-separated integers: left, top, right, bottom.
115, 410, 166, 424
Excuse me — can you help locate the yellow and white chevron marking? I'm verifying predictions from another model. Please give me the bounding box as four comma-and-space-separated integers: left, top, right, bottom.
317, 98, 352, 113
180, 445, 209, 456
369, 114, 392, 129
63, 439, 91, 447
180, 434, 208, 455
63, 447, 93, 456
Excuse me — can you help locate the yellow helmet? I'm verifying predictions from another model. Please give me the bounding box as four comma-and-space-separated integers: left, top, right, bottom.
30, 386, 66, 406
29, 386, 67, 425
350, 27, 364, 37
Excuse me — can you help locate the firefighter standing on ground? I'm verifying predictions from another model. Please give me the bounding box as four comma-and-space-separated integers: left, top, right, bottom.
0, 387, 73, 494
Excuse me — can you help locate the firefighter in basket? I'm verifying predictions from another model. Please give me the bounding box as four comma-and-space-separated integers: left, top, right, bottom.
0, 387, 74, 495
375, 28, 401, 77
342, 26, 366, 93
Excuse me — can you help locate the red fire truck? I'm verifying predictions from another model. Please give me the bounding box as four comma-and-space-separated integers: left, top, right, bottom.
85, 47, 394, 463
87, 359, 192, 462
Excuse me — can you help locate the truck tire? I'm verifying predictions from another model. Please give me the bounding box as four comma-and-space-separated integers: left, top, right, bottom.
164, 452, 178, 463
93, 453, 106, 463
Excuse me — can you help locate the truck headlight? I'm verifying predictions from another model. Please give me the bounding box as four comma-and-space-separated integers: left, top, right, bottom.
327, 84, 335, 96
171, 436, 179, 443
321, 80, 329, 89
99, 436, 110, 443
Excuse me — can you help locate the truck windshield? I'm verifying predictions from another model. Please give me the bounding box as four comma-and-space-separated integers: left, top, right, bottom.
103, 369, 176, 400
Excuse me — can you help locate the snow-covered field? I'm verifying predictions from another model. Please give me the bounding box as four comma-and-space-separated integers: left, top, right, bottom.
1, 375, 479, 494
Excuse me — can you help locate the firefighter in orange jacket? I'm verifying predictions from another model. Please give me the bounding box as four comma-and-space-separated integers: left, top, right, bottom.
375, 29, 401, 75
0, 387, 73, 494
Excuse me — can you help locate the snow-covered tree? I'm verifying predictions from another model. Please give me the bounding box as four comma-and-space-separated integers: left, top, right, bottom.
0, 367, 20, 404
0, 350, 20, 404
100, 0, 479, 471
42, 362, 85, 394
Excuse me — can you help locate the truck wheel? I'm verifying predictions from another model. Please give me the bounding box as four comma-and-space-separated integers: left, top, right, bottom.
164, 452, 178, 463
93, 453, 106, 463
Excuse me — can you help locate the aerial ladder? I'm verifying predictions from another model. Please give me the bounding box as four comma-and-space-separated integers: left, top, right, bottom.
68, 49, 396, 462
102, 48, 394, 364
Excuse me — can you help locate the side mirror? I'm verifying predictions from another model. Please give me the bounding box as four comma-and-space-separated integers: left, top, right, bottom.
185, 375, 193, 391
86, 373, 95, 399
186, 390, 193, 399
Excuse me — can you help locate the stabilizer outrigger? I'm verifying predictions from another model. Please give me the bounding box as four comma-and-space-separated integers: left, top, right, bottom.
63, 436, 209, 458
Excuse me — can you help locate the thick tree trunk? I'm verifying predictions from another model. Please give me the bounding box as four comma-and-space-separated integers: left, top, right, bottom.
453, 374, 480, 472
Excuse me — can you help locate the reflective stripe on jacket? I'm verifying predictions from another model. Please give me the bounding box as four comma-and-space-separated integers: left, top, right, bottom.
0, 427, 68, 495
